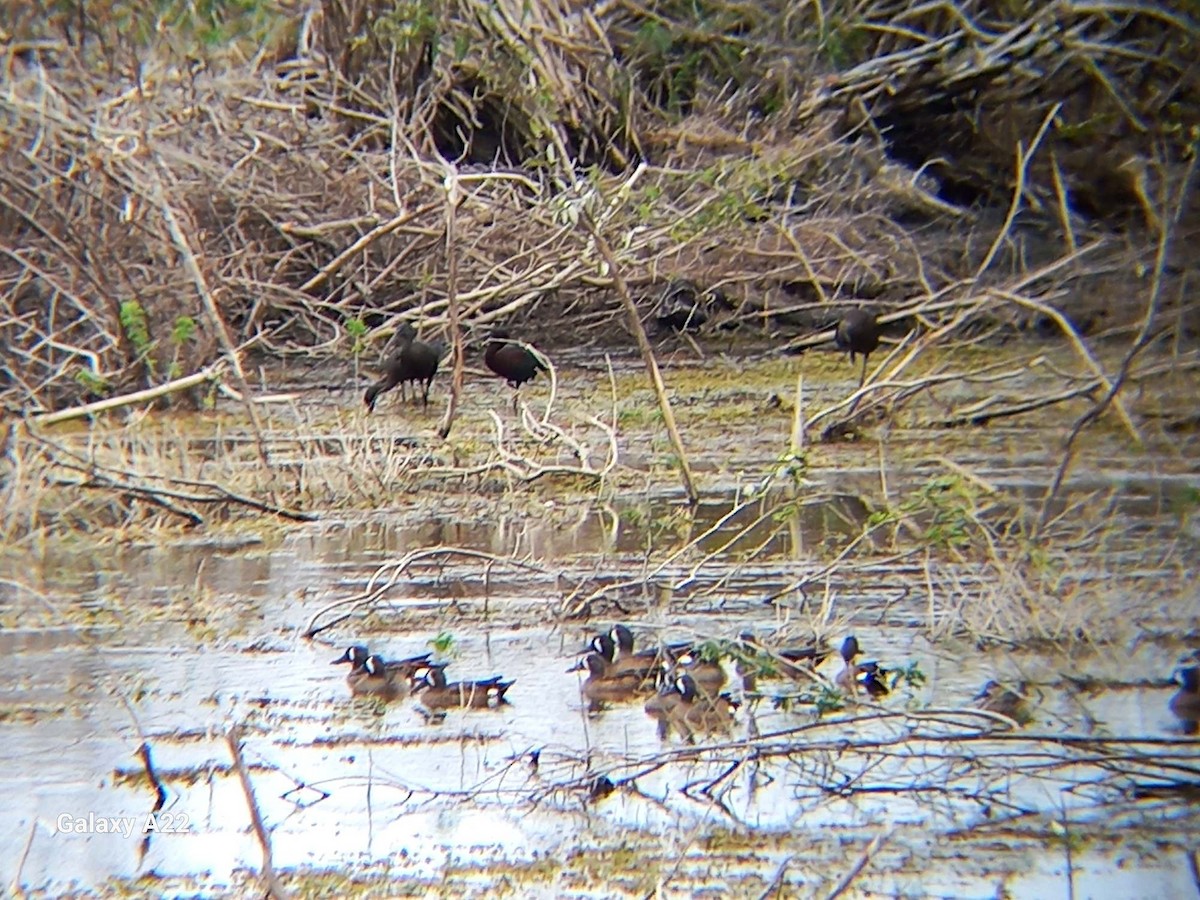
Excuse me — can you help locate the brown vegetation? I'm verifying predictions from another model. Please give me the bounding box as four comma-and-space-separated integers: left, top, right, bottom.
1, 0, 1196, 417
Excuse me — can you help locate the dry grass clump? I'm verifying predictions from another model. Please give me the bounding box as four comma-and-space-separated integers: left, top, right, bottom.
3, 0, 1195, 418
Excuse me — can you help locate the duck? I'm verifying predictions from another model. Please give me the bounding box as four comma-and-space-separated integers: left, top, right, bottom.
573, 653, 649, 709
345, 654, 407, 700
1168, 666, 1200, 735
364, 323, 445, 411
665, 646, 727, 697
613, 624, 687, 668
644, 674, 736, 741
835, 309, 880, 388
973, 680, 1032, 725
331, 645, 443, 681
484, 330, 546, 389
585, 625, 664, 684
411, 665, 514, 710
737, 631, 829, 690
834, 636, 890, 699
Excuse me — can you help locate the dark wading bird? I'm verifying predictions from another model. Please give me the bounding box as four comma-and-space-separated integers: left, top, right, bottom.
835, 309, 881, 389
484, 330, 546, 397
364, 323, 444, 412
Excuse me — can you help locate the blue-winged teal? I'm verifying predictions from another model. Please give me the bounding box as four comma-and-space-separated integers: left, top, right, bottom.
484, 330, 546, 389
574, 653, 649, 708
835, 636, 890, 699
332, 645, 443, 680
1169, 666, 1200, 734
737, 631, 828, 690
613, 624, 691, 668
345, 654, 407, 700
364, 323, 444, 411
645, 673, 736, 741
412, 665, 513, 709
665, 646, 727, 697
973, 680, 1032, 725
835, 309, 880, 386
586, 626, 663, 684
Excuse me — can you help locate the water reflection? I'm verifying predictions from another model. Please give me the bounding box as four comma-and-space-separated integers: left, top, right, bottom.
0, 477, 1196, 893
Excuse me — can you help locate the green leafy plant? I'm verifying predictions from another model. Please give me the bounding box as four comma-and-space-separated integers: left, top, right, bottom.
171, 316, 197, 345
891, 661, 926, 691
119, 300, 153, 360
345, 316, 369, 357
694, 640, 723, 663
167, 315, 197, 379
428, 631, 457, 656
74, 369, 111, 397
813, 685, 846, 714
374, 0, 439, 56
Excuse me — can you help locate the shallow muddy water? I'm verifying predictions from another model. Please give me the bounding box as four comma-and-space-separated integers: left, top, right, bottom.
2, 345, 1199, 897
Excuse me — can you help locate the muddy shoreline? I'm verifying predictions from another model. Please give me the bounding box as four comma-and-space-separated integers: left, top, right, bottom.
2, 343, 1198, 897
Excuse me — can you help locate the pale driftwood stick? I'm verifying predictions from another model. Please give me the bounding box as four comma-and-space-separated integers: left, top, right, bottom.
789, 373, 804, 455
303, 546, 553, 637
226, 725, 290, 900
30, 363, 224, 426
295, 204, 440, 295
756, 854, 795, 900
974, 103, 1061, 277
988, 289, 1138, 442
1038, 152, 1199, 532
438, 166, 465, 439
7, 818, 37, 899
937, 378, 1102, 427
579, 212, 698, 504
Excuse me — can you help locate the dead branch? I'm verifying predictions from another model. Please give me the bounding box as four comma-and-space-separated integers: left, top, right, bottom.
21, 426, 316, 523
226, 725, 290, 900
30, 363, 226, 426
437, 165, 464, 439
824, 828, 892, 900
578, 176, 698, 504
303, 546, 554, 637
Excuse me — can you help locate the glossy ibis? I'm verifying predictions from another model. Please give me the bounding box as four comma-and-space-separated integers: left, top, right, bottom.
835, 309, 880, 388
484, 330, 546, 390
363, 323, 443, 411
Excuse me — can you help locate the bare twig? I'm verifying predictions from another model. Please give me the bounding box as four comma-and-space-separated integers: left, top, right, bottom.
226, 725, 290, 900
438, 164, 464, 439
824, 829, 891, 900
578, 193, 698, 504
